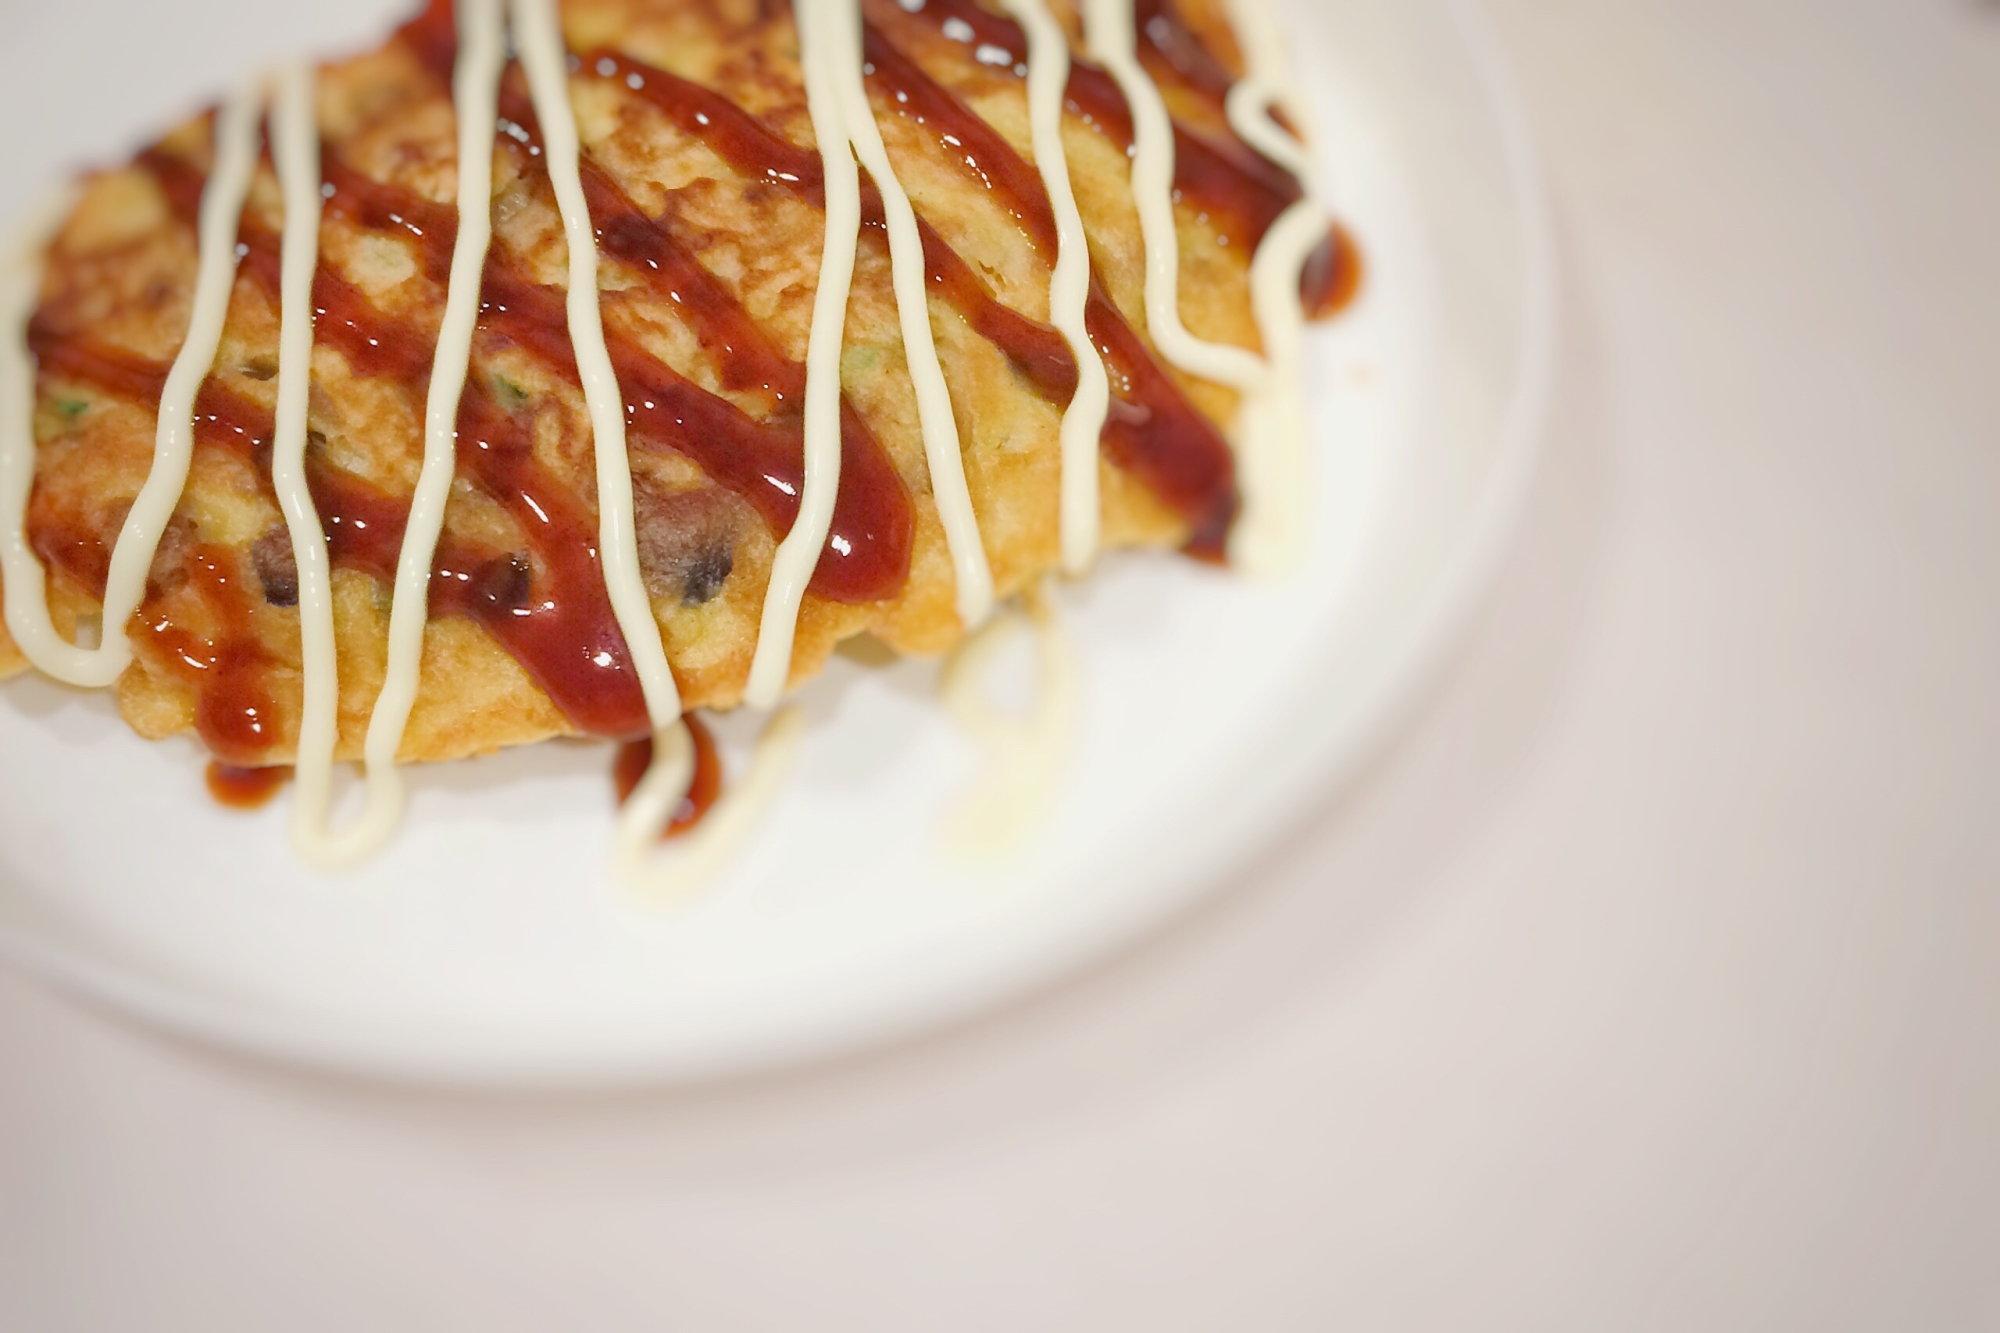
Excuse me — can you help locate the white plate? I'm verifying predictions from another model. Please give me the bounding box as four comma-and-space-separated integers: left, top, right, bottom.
0, 0, 1551, 1086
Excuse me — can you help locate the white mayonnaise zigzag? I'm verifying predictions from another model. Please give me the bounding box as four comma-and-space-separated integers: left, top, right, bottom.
1078, 0, 1337, 574
995, 0, 1112, 577
752, 0, 1002, 696
832, 0, 995, 632
629, 704, 808, 901
1221, 0, 1337, 574
265, 59, 341, 861
1, 81, 261, 688
290, 0, 507, 867
509, 0, 712, 885
514, 0, 810, 892
1079, 0, 1266, 392
744, 0, 864, 711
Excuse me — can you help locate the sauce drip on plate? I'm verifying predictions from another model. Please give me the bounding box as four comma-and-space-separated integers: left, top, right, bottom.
205, 760, 291, 810
614, 712, 721, 838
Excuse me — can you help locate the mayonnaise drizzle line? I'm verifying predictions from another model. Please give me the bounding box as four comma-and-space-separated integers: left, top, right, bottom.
833, 0, 993, 632
745, 0, 862, 709
510, 0, 709, 873
1220, 0, 1333, 574
1231, 199, 1326, 573
996, 0, 1110, 577
1079, 0, 1266, 392
1221, 0, 1316, 186
1, 82, 261, 688
625, 705, 808, 899
293, 0, 507, 867
264, 61, 341, 857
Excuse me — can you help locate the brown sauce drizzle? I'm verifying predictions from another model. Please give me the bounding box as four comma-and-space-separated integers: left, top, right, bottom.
1131, 0, 1238, 105
32, 324, 500, 628
307, 142, 659, 736
882, 0, 1301, 251
139, 144, 447, 382
142, 544, 282, 763
267, 459, 390, 583
617, 326, 915, 604
41, 173, 602, 748
320, 154, 457, 282
858, 25, 1060, 254
612, 711, 721, 838
477, 92, 915, 603
1301, 219, 1363, 320
907, 216, 1078, 403
32, 325, 651, 746
847, 22, 1241, 556
1084, 291, 1235, 554
583, 44, 1235, 554
585, 47, 1073, 404
30, 305, 654, 745
489, 71, 912, 603
580, 160, 796, 405
443, 381, 650, 737
205, 760, 290, 809
583, 49, 824, 206
318, 260, 438, 381
571, 161, 914, 602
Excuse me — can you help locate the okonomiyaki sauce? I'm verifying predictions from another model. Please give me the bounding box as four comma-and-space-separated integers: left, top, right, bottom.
839, 15, 1244, 555
488, 77, 915, 605
614, 713, 721, 837
205, 761, 290, 809
1301, 220, 1364, 320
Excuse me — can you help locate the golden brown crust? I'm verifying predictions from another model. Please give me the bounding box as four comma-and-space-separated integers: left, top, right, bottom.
9, 0, 1272, 767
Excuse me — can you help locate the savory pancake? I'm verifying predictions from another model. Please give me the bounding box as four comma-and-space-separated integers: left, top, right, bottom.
3, 0, 1336, 772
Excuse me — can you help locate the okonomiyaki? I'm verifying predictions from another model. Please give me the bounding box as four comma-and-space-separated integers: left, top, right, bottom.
0, 0, 1357, 871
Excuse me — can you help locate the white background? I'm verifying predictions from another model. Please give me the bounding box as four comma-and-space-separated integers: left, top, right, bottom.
2, 0, 1997, 1326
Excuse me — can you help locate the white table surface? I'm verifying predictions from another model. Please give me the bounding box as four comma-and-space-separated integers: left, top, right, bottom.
3, 0, 1996, 1327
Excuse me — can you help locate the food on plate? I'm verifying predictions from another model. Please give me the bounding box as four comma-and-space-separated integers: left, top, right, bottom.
0, 0, 1357, 877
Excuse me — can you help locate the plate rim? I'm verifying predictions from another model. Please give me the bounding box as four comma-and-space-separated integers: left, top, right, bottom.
0, 0, 1557, 1088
